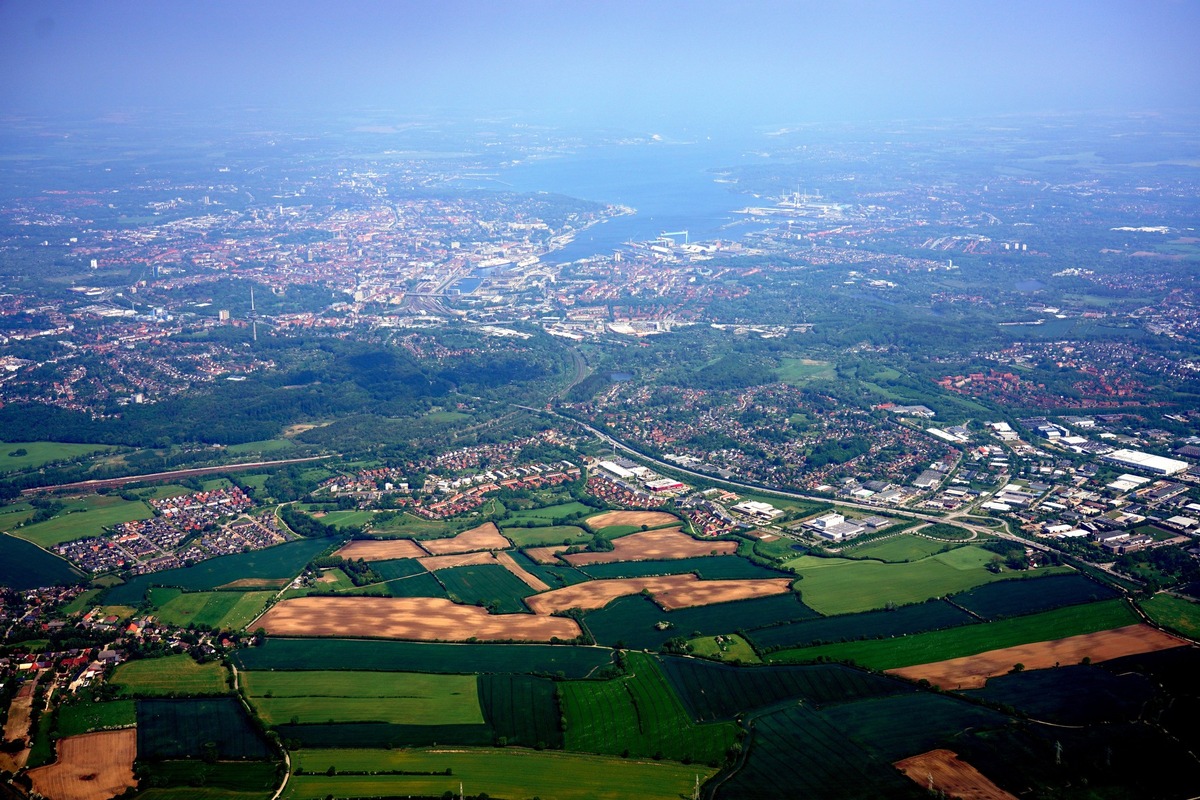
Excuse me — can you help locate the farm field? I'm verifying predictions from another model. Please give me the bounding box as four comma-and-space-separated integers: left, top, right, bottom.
1138, 593, 1200, 639
586, 593, 818, 650
562, 527, 736, 565
894, 749, 1016, 800
436, 563, 536, 612
331, 538, 426, 561
501, 524, 590, 547
54, 700, 137, 738
965, 664, 1155, 726
890, 623, 1185, 689
286, 748, 714, 800
478, 673, 563, 748
494, 550, 551, 591
149, 589, 273, 630
579, 555, 789, 580
254, 596, 582, 641
242, 671, 483, 725
231, 638, 614, 676
111, 654, 229, 696
370, 513, 459, 537
689, 634, 760, 663
584, 509, 677, 529
138, 761, 281, 796
417, 521, 511, 554
0, 532, 84, 590
842, 533, 964, 562
769, 599, 1138, 670
747, 599, 974, 652
104, 537, 330, 604
559, 652, 736, 764
10, 493, 153, 548
137, 698, 273, 761
951, 573, 1117, 620
312, 509, 376, 529
505, 501, 597, 525
416, 550, 497, 571
27, 730, 136, 800
526, 574, 792, 614
784, 547, 1071, 615
0, 441, 116, 473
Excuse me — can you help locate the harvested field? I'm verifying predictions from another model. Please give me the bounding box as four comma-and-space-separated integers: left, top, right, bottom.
894, 749, 1016, 800
890, 624, 1184, 689
496, 551, 551, 591
418, 522, 510, 555
585, 510, 677, 529
562, 528, 737, 566
28, 729, 137, 800
0, 676, 39, 772
217, 577, 288, 590
418, 551, 498, 571
525, 545, 568, 564
525, 575, 792, 615
253, 596, 581, 642
334, 539, 426, 561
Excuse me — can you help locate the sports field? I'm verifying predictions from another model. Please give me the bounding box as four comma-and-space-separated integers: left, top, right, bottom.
286, 748, 715, 800
785, 547, 1070, 614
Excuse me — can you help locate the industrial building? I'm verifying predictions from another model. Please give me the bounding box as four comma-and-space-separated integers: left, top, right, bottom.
1101, 449, 1190, 476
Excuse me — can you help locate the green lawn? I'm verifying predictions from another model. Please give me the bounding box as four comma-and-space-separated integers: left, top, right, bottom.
111, 654, 230, 696
1138, 594, 1200, 639
150, 589, 273, 630
0, 441, 117, 473
688, 634, 761, 663
8, 494, 153, 547
242, 671, 482, 726
842, 533, 965, 563
785, 547, 1070, 615
315, 509, 377, 529
502, 524, 591, 547
287, 748, 716, 800
769, 598, 1138, 670
61, 588, 102, 615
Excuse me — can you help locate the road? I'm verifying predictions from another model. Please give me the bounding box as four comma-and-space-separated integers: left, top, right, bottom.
21, 455, 332, 495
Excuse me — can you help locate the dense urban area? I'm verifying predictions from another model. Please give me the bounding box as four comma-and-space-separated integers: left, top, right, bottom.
0, 110, 1199, 800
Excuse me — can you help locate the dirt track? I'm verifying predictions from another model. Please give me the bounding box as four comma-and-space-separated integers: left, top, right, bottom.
253, 596, 581, 642
561, 527, 737, 566
894, 749, 1016, 800
890, 624, 1186, 689
27, 729, 137, 800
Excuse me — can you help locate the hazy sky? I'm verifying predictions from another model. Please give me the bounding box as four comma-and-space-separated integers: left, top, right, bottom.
1, 0, 1198, 126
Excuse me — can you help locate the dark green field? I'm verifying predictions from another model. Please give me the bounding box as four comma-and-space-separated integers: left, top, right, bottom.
746, 599, 974, 652
139, 761, 281, 794
370, 558, 425, 581
105, 537, 332, 604
716, 704, 922, 800
231, 638, 614, 677
508, 550, 592, 587
437, 563, 536, 612
478, 674, 563, 748
274, 722, 493, 749
579, 555, 789, 580
966, 664, 1155, 725
344, 571, 447, 598
951, 573, 1118, 620
584, 593, 818, 650
137, 697, 273, 760
0, 532, 84, 589
659, 658, 912, 722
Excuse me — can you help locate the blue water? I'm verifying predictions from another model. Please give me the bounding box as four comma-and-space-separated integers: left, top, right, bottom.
500, 141, 764, 261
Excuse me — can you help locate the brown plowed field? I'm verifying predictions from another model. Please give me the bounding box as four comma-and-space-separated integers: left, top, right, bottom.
418, 551, 498, 571
525, 575, 792, 614
418, 522, 511, 555
0, 675, 39, 772
28, 729, 137, 800
334, 538, 426, 561
586, 510, 678, 529
253, 596, 581, 642
562, 527, 737, 566
894, 749, 1016, 800
524, 545, 568, 564
496, 552, 551, 591
890, 624, 1186, 689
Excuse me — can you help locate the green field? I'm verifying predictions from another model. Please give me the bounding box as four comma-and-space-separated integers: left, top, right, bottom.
775, 357, 836, 384
370, 512, 458, 537
112, 654, 230, 696
54, 699, 137, 737
842, 533, 964, 562
314, 509, 376, 528
8, 494, 153, 547
559, 652, 736, 764
287, 747, 715, 800
242, 671, 483, 726
138, 760, 281, 796
135, 484, 193, 500
1138, 593, 1200, 639
149, 589, 273, 630
0, 532, 85, 589
437, 563, 535, 612
61, 588, 102, 615
688, 634, 761, 663
226, 438, 296, 454
507, 501, 598, 525
769, 598, 1138, 670
502, 524, 591, 547
786, 547, 1071, 615
0, 502, 34, 530
0, 440, 116, 473
137, 697, 273, 761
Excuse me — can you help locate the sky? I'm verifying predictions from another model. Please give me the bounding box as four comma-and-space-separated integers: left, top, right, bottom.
1, 0, 1198, 127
